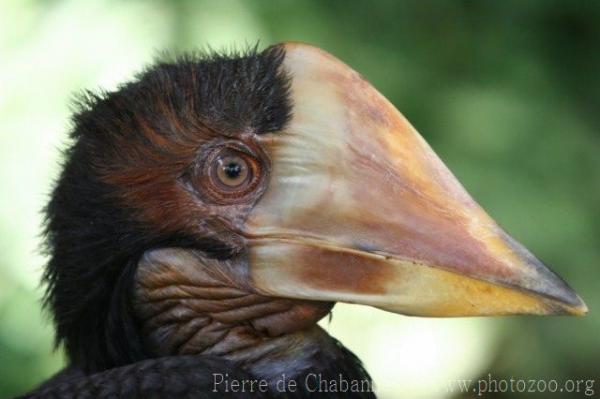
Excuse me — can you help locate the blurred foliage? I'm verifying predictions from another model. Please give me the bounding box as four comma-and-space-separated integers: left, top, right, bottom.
0, 0, 598, 398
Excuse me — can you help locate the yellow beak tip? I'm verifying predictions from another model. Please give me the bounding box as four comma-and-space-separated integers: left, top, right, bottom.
548, 295, 588, 316
569, 300, 588, 316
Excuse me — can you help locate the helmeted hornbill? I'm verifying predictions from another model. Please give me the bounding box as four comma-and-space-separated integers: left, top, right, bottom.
23, 43, 586, 398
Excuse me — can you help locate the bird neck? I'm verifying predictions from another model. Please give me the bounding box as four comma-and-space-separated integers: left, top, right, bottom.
132, 248, 374, 396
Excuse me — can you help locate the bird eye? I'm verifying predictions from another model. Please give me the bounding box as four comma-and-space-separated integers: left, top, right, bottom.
193, 145, 263, 204
214, 155, 250, 188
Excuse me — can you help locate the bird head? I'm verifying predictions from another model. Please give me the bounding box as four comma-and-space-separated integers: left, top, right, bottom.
44, 43, 586, 372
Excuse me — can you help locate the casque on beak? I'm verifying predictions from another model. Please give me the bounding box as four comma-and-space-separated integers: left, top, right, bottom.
241, 43, 587, 317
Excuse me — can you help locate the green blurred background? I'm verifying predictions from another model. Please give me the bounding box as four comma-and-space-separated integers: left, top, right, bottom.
0, 0, 598, 398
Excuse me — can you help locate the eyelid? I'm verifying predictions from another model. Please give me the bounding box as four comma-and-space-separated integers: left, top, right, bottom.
187, 143, 265, 205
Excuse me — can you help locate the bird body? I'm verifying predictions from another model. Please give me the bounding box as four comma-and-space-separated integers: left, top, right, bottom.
23, 43, 585, 398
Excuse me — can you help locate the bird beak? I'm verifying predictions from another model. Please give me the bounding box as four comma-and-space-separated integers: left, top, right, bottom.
242, 43, 587, 317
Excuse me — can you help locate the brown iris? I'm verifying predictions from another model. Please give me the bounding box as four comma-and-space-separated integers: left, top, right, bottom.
193, 145, 263, 204
216, 155, 249, 188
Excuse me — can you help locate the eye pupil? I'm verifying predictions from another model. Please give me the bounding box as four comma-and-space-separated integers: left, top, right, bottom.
224, 162, 242, 178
